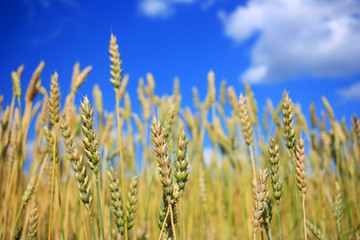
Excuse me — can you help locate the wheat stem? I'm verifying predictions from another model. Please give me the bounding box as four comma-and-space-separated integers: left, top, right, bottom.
303, 195, 308, 240
115, 90, 128, 240
95, 173, 105, 239
159, 205, 171, 240
48, 126, 58, 240
277, 205, 282, 240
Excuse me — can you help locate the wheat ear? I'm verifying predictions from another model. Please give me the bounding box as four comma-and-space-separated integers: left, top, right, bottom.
28, 202, 39, 240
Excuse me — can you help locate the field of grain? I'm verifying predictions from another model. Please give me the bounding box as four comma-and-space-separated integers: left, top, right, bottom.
0, 34, 359, 240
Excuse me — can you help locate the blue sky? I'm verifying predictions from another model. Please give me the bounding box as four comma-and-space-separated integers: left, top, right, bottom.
0, 0, 359, 130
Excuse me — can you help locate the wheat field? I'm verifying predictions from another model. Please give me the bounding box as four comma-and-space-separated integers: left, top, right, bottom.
0, 34, 359, 240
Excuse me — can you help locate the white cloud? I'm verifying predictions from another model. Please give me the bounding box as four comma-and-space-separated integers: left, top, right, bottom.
218, 0, 360, 83
139, 0, 195, 18
337, 81, 360, 101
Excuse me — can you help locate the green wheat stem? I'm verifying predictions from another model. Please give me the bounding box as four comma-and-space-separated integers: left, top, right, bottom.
55, 169, 65, 240
95, 173, 105, 240
277, 205, 282, 240
337, 220, 343, 240
145, 165, 156, 223
115, 90, 128, 240
181, 196, 184, 240
48, 126, 58, 240
89, 215, 97, 240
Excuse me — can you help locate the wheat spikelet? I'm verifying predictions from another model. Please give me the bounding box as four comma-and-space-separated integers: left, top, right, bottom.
174, 128, 189, 192
71, 63, 92, 94
127, 175, 139, 230
253, 168, 268, 239
109, 34, 123, 89
11, 71, 21, 101
295, 138, 307, 195
219, 79, 226, 107
334, 181, 343, 225
118, 74, 129, 102
25, 61, 44, 102
35, 94, 49, 134
192, 87, 200, 110
93, 84, 104, 118
151, 116, 180, 237
260, 190, 272, 234
61, 118, 93, 210
268, 137, 283, 205
321, 96, 335, 125
310, 102, 317, 129
108, 167, 125, 235
151, 116, 172, 197
7, 117, 20, 175
244, 82, 258, 125
207, 70, 216, 105
238, 94, 253, 146
306, 220, 328, 240
282, 92, 296, 152
43, 126, 59, 163
49, 72, 60, 127
80, 96, 100, 173
263, 107, 269, 133
22, 175, 38, 206
28, 202, 39, 240
227, 86, 238, 114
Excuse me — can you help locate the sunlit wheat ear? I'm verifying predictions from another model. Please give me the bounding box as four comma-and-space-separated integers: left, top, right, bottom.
192, 87, 200, 110
35, 94, 49, 134
207, 70, 216, 105
43, 126, 59, 163
22, 175, 38, 206
306, 220, 328, 240
71, 63, 92, 94
310, 102, 317, 129
268, 137, 283, 205
93, 84, 104, 117
227, 86, 238, 113
321, 96, 335, 125
174, 128, 189, 192
60, 118, 76, 157
80, 96, 100, 174
260, 189, 272, 233
238, 94, 253, 146
107, 167, 125, 235
7, 117, 20, 175
282, 91, 296, 152
218, 79, 226, 107
199, 166, 208, 205
11, 71, 21, 101
25, 61, 44, 102
114, 74, 128, 102
253, 168, 268, 239
334, 182, 343, 226
109, 34, 123, 89
295, 138, 307, 195
28, 202, 39, 240
61, 118, 92, 211
127, 175, 139, 230
163, 104, 176, 148
49, 72, 60, 127
150, 116, 172, 196
244, 82, 258, 125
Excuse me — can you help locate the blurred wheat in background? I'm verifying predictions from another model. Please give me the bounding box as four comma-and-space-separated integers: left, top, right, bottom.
0, 34, 359, 240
